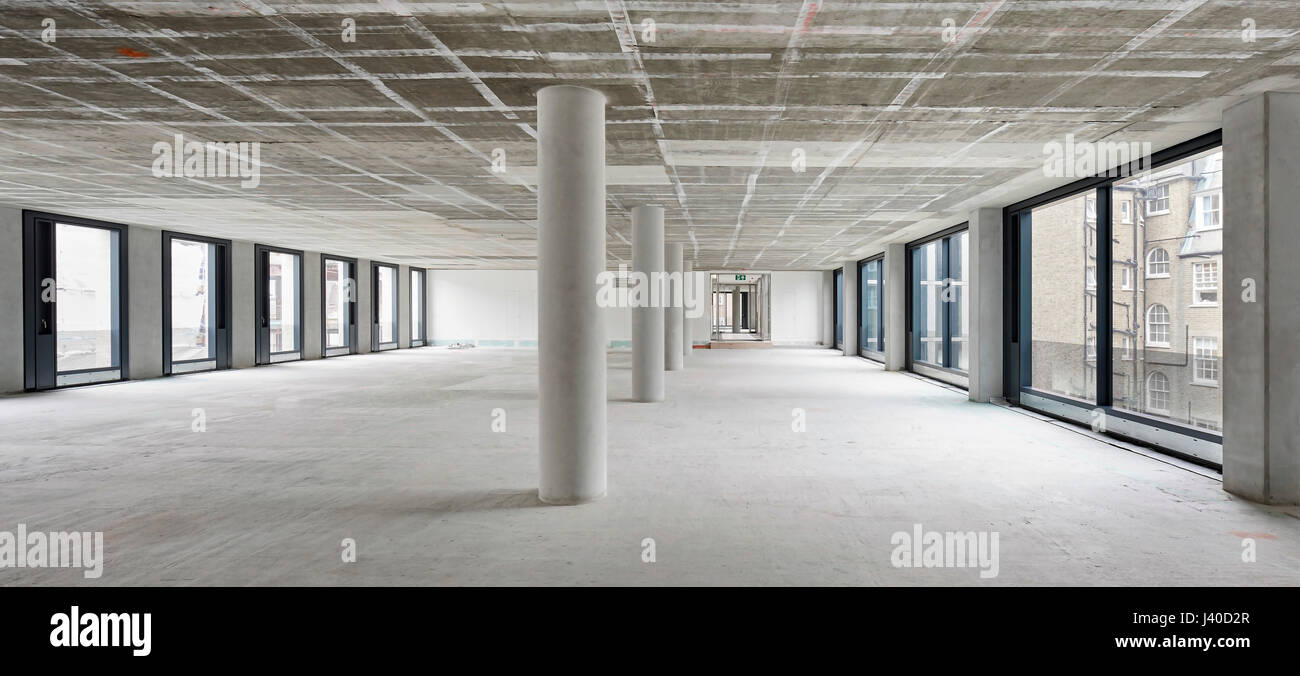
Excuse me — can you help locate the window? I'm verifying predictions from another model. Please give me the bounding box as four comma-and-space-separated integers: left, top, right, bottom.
1146, 304, 1170, 347
1146, 248, 1170, 277
372, 262, 398, 351
1146, 183, 1170, 214
1193, 337, 1219, 385
1146, 372, 1170, 414
1119, 199, 1132, 224
410, 268, 426, 347
1121, 336, 1132, 360
1027, 192, 1096, 402
163, 233, 231, 375
833, 268, 843, 347
255, 245, 302, 364
1200, 193, 1221, 229
322, 256, 356, 357
1121, 266, 1132, 290
909, 228, 968, 372
1085, 197, 1097, 223
858, 258, 884, 354
1192, 261, 1218, 306
1191, 416, 1220, 432
23, 212, 128, 390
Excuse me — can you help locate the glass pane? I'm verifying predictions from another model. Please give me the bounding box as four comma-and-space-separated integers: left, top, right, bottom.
324, 259, 349, 348
410, 270, 423, 341
55, 223, 119, 372
1029, 192, 1096, 402
170, 239, 216, 362
1111, 149, 1223, 430
948, 232, 969, 370
833, 269, 842, 343
861, 260, 881, 352
268, 251, 299, 353
378, 266, 396, 344
911, 240, 943, 366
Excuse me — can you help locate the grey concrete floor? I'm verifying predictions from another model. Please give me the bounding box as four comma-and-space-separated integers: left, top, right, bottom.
1, 347, 1296, 586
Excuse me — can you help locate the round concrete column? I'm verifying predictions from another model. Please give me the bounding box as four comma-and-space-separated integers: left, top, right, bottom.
631, 206, 665, 402
731, 288, 741, 333
537, 85, 607, 505
664, 242, 685, 371
683, 260, 693, 360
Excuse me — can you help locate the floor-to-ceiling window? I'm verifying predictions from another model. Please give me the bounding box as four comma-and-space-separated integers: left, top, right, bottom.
1008, 132, 1223, 466
410, 267, 426, 347
907, 225, 968, 383
23, 212, 127, 389
858, 256, 884, 357
833, 268, 843, 348
372, 262, 398, 351
163, 232, 231, 375
322, 255, 357, 357
256, 245, 302, 364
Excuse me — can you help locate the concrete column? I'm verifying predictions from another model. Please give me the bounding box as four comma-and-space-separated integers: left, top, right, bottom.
356, 258, 371, 354
537, 84, 607, 505
884, 243, 907, 371
730, 287, 741, 333
1222, 91, 1300, 504
302, 252, 323, 359
631, 205, 664, 402
0, 207, 23, 393
232, 241, 256, 368
664, 242, 684, 371
967, 207, 1003, 402
127, 226, 163, 379
821, 270, 834, 347
841, 260, 858, 356
683, 260, 693, 360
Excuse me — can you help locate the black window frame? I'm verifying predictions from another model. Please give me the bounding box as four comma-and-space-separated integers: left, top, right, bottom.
371, 261, 399, 352
1002, 129, 1224, 465
162, 231, 232, 376
254, 243, 305, 365
857, 254, 885, 359
320, 254, 358, 358
409, 266, 427, 348
22, 210, 130, 391
832, 267, 843, 349
906, 222, 970, 379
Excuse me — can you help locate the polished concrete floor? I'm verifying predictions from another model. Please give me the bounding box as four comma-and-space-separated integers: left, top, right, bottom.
1, 347, 1296, 586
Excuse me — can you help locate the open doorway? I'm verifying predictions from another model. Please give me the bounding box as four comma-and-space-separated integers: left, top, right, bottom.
710, 272, 771, 346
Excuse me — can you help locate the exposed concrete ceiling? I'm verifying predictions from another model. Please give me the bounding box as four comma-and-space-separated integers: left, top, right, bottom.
0, 1, 1298, 269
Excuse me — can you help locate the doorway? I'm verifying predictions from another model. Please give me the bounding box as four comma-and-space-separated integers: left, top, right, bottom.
22, 211, 128, 390
322, 255, 358, 357
371, 262, 398, 352
163, 232, 231, 375
255, 245, 303, 365
710, 272, 771, 344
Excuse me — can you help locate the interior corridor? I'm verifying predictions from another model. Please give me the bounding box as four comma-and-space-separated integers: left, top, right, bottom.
1, 347, 1293, 587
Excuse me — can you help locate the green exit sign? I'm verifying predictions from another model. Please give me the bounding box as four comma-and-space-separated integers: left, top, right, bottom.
734, 274, 746, 281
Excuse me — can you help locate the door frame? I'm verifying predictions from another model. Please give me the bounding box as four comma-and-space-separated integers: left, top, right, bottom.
22, 210, 130, 391
254, 244, 305, 365
371, 261, 399, 352
321, 254, 359, 358
162, 231, 232, 375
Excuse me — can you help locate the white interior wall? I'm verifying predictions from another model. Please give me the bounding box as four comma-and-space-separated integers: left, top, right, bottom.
770, 271, 823, 346
429, 269, 633, 348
